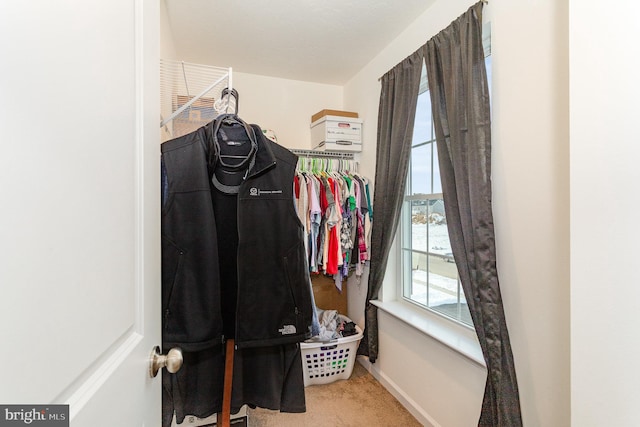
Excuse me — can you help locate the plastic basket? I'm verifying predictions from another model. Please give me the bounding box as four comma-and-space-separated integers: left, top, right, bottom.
300, 325, 363, 386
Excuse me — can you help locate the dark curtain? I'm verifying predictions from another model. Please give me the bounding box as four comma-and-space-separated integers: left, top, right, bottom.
360, 1, 522, 425
358, 50, 423, 363
424, 2, 522, 426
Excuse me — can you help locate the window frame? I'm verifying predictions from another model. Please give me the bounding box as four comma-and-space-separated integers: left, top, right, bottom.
396, 24, 491, 330
398, 83, 473, 328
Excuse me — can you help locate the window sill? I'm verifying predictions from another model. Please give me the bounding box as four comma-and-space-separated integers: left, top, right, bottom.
370, 299, 486, 368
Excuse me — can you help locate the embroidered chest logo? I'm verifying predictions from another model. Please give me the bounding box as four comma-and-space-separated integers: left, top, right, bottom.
249, 187, 283, 196
278, 325, 297, 335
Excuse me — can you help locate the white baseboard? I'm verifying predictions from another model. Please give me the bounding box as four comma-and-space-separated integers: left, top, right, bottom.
357, 356, 441, 427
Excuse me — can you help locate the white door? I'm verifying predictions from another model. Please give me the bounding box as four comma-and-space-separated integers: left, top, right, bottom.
0, 1, 163, 426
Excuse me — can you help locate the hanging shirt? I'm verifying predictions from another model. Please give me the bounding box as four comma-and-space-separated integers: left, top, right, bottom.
331, 177, 343, 268
308, 176, 322, 273
294, 173, 310, 260
326, 177, 341, 277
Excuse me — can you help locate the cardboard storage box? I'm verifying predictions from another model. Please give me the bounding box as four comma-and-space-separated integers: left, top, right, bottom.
311, 109, 358, 123
310, 115, 363, 152
311, 274, 348, 315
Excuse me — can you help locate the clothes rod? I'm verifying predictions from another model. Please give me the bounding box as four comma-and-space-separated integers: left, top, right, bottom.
290, 149, 354, 160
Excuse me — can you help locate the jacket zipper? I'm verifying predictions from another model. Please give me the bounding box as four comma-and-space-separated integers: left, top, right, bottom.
164, 249, 184, 329
233, 158, 282, 342
283, 256, 300, 317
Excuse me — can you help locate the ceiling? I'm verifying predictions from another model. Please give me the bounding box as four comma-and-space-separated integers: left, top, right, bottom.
164, 0, 436, 85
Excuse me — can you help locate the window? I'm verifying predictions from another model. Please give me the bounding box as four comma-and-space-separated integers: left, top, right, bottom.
400, 52, 491, 328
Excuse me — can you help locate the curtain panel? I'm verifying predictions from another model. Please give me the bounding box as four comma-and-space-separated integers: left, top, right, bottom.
357, 50, 423, 363
362, 2, 523, 425
424, 3, 522, 425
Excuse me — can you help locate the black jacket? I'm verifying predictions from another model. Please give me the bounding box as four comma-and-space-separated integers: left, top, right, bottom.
161, 118, 313, 351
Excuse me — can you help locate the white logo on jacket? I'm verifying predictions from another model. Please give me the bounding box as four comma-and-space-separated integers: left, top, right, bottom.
278, 325, 297, 335
249, 187, 283, 196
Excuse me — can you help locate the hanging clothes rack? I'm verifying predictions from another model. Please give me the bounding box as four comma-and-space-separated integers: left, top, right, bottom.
160, 59, 233, 140
291, 148, 371, 290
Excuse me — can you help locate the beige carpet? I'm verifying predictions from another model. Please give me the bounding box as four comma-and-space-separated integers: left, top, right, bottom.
247, 361, 421, 427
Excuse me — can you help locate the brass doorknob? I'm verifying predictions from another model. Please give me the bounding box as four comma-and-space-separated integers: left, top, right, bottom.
149, 346, 183, 378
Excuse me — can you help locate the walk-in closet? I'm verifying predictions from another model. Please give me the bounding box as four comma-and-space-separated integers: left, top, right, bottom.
158, 1, 498, 426
4, 1, 637, 426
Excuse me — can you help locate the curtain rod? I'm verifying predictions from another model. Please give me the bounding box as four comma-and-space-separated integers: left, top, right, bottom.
377, 0, 488, 82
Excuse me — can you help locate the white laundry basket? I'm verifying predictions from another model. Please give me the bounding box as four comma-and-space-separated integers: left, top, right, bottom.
300, 326, 363, 386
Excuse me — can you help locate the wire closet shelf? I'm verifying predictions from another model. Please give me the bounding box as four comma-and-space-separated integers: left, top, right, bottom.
291, 149, 358, 174
160, 59, 233, 141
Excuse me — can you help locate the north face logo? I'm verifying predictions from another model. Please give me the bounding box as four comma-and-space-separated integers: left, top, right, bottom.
278, 325, 296, 335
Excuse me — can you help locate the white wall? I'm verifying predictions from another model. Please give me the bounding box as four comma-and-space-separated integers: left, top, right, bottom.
344, 0, 571, 426
160, 0, 177, 60
160, 0, 178, 141
492, 0, 570, 425
570, 2, 640, 426
232, 72, 342, 150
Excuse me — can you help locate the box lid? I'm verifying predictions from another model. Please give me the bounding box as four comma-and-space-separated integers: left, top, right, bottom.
310, 115, 363, 128
311, 109, 358, 123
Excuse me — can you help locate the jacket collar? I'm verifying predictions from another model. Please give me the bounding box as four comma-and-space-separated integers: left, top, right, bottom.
206, 115, 276, 178
247, 124, 277, 178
